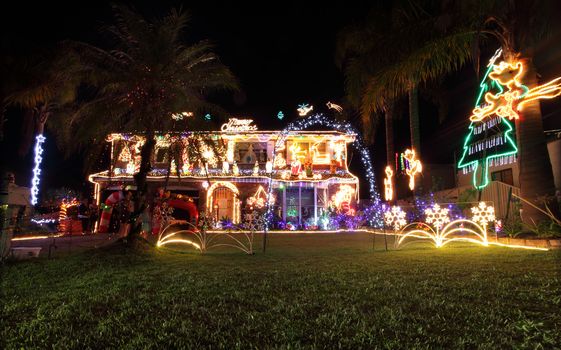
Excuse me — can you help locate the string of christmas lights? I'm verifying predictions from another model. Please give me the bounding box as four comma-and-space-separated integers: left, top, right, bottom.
264, 113, 383, 229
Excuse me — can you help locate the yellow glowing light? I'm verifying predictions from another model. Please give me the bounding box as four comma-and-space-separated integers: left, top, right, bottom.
273, 152, 287, 168
221, 118, 258, 132
118, 145, 132, 162
330, 141, 345, 166
384, 166, 393, 201
470, 60, 561, 122
297, 104, 313, 116
403, 149, 422, 191
310, 139, 330, 164
424, 203, 449, 230
252, 161, 260, 176
471, 202, 495, 242
331, 185, 355, 211
312, 173, 322, 180
206, 181, 240, 223
384, 206, 406, 231
200, 143, 217, 168
232, 161, 240, 176
246, 185, 275, 209
226, 140, 235, 163
222, 161, 230, 174
326, 101, 343, 113
11, 233, 64, 241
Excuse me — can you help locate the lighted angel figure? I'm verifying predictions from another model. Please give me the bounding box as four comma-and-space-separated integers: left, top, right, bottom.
403, 149, 422, 191
470, 61, 561, 122
383, 166, 394, 201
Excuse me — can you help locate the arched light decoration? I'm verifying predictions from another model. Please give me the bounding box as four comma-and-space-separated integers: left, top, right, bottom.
384, 206, 406, 231
264, 113, 383, 229
206, 181, 240, 223
395, 201, 546, 250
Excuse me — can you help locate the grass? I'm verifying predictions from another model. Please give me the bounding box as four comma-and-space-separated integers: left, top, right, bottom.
2, 232, 561, 349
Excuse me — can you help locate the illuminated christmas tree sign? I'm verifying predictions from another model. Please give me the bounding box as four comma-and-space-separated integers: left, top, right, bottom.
220, 118, 258, 132
458, 49, 561, 189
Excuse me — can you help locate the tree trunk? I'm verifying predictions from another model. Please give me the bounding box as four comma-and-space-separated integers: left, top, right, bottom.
131, 130, 155, 242
517, 56, 559, 225
409, 86, 421, 156
385, 103, 395, 172
409, 86, 421, 193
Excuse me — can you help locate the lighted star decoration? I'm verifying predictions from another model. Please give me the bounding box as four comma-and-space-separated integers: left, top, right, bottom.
424, 203, 450, 231
471, 202, 495, 228
326, 101, 343, 113
383, 166, 393, 201
384, 206, 406, 231
297, 103, 313, 116
403, 148, 422, 191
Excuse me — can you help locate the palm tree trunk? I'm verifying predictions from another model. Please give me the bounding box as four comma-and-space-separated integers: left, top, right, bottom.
131, 129, 155, 242
517, 56, 559, 224
409, 86, 421, 193
409, 86, 421, 156
385, 103, 395, 172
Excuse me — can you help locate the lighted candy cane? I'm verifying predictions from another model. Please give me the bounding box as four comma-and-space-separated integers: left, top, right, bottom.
97, 191, 125, 233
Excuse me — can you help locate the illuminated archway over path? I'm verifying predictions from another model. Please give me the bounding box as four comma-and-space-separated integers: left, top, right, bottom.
264, 113, 383, 232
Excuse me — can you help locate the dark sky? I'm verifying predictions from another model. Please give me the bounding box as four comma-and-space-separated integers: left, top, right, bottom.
2, 1, 561, 198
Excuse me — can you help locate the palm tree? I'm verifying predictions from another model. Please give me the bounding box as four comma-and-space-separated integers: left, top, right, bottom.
337, 1, 474, 192
50, 5, 238, 239
471, 0, 559, 223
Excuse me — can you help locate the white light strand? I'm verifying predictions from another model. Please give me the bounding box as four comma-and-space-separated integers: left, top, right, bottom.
30, 134, 46, 205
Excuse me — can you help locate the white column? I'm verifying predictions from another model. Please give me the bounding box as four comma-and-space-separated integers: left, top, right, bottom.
314, 185, 317, 223
282, 187, 286, 221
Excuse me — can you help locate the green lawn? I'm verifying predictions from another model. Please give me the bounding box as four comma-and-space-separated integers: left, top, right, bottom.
2, 232, 561, 349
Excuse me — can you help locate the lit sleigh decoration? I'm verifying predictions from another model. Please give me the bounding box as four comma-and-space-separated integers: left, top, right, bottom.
395, 203, 494, 249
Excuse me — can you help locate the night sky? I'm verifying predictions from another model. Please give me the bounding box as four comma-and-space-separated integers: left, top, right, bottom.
2, 1, 561, 198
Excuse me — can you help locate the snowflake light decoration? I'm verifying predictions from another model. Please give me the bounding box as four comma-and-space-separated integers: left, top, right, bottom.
384, 206, 407, 231
471, 202, 495, 228
424, 203, 450, 231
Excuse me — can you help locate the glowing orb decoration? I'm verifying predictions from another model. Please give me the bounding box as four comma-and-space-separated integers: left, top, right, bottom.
424, 203, 449, 230
204, 113, 212, 121
326, 101, 343, 113
202, 181, 209, 189
297, 103, 313, 116
30, 134, 46, 205
384, 206, 406, 231
402, 149, 422, 191
383, 166, 393, 201
277, 111, 284, 120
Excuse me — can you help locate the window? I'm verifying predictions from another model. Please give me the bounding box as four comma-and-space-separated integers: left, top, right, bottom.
491, 168, 514, 186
